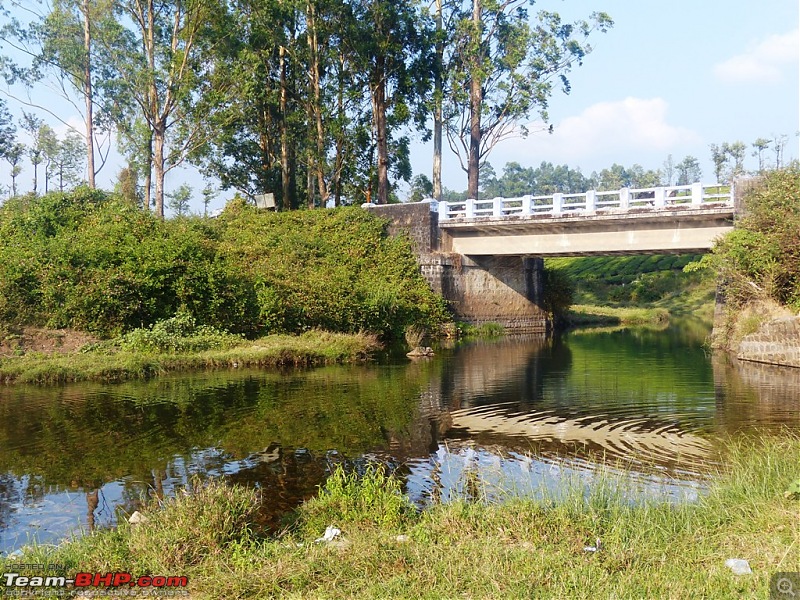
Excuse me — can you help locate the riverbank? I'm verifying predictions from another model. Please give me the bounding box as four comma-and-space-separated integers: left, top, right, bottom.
565, 304, 671, 326
548, 254, 717, 329
0, 330, 381, 384
5, 435, 798, 598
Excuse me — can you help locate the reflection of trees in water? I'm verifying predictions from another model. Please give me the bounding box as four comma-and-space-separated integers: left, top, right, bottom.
712, 353, 800, 433
0, 474, 21, 532
0, 365, 435, 543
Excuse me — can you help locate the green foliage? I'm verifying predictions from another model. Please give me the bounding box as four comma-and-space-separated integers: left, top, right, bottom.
546, 254, 706, 308
119, 312, 242, 353
542, 267, 574, 319
299, 465, 413, 534
0, 189, 447, 340
709, 168, 800, 310
785, 477, 800, 500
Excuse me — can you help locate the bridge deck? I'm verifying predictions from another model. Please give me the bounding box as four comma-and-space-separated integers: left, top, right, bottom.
439, 204, 735, 257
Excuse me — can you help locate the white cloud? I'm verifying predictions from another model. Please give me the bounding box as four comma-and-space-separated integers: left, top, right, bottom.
714, 29, 799, 84
491, 97, 701, 169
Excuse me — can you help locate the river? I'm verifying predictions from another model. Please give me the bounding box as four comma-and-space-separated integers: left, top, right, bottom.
1, 320, 799, 554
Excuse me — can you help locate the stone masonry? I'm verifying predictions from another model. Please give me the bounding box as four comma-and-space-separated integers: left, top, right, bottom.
738, 317, 800, 368
365, 202, 550, 333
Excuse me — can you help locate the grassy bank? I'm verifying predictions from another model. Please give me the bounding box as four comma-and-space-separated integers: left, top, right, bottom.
548, 254, 717, 328
0, 330, 380, 384
8, 435, 799, 598
565, 304, 670, 326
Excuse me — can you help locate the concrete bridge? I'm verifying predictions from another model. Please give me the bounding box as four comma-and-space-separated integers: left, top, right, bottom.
365, 183, 738, 334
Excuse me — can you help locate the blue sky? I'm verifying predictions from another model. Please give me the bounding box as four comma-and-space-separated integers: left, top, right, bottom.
1, 0, 798, 211
425, 0, 799, 192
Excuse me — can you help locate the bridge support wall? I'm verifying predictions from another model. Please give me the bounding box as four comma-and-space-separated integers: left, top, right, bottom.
422, 254, 549, 334
364, 203, 549, 334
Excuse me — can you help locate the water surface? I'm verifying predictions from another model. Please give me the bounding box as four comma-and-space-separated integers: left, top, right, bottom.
1, 321, 799, 553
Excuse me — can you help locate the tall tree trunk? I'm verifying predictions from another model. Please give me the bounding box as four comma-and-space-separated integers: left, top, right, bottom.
467, 0, 482, 199
279, 44, 291, 211
143, 131, 152, 210
306, 1, 328, 206
147, 0, 163, 217
432, 0, 443, 201
374, 58, 389, 205
153, 121, 166, 217
333, 54, 344, 207
82, 0, 96, 188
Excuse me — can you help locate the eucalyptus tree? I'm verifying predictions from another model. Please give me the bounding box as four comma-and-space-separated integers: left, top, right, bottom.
37, 123, 59, 193
20, 112, 44, 194
675, 155, 701, 185
344, 0, 431, 204
191, 0, 301, 209
4, 143, 25, 197
0, 98, 14, 159
443, 0, 612, 198
108, 0, 234, 217
50, 130, 86, 191
752, 137, 770, 173
723, 141, 746, 182
0, 0, 119, 187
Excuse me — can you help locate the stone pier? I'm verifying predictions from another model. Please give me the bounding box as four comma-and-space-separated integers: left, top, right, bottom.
365, 202, 549, 334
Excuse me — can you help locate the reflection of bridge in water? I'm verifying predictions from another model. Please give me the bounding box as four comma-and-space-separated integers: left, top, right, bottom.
407, 338, 714, 475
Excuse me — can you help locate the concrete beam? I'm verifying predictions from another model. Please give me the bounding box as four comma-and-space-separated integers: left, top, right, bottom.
440, 207, 734, 256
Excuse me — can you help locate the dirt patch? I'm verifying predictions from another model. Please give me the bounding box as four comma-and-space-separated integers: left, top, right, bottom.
0, 325, 99, 357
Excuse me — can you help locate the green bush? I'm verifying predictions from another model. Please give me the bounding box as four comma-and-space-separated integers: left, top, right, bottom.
542, 267, 574, 318
118, 312, 243, 353
0, 190, 448, 340
709, 168, 800, 310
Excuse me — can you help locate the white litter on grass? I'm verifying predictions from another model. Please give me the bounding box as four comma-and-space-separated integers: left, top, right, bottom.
128, 511, 148, 525
583, 538, 602, 552
315, 526, 342, 543
725, 558, 752, 575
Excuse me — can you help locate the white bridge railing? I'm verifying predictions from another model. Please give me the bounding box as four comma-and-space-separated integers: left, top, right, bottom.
437, 183, 734, 221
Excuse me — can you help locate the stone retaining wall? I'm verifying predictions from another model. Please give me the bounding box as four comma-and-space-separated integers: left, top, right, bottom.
737, 316, 800, 368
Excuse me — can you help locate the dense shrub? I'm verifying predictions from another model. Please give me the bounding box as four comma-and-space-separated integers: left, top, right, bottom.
0, 189, 448, 339
709, 168, 800, 310
542, 267, 574, 319
118, 312, 243, 353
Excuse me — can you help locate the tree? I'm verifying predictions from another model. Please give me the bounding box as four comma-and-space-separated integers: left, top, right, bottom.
346, 0, 429, 204
167, 184, 193, 217
662, 154, 675, 186
773, 134, 788, 169
110, 0, 234, 217
21, 112, 45, 194
709, 143, 727, 183
50, 130, 86, 191
408, 173, 433, 201
115, 165, 141, 206
201, 183, 217, 217
1, 0, 117, 187
0, 98, 15, 159
752, 137, 770, 173
723, 141, 746, 182
444, 1, 611, 198
675, 155, 701, 185
38, 124, 59, 193
4, 143, 25, 197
